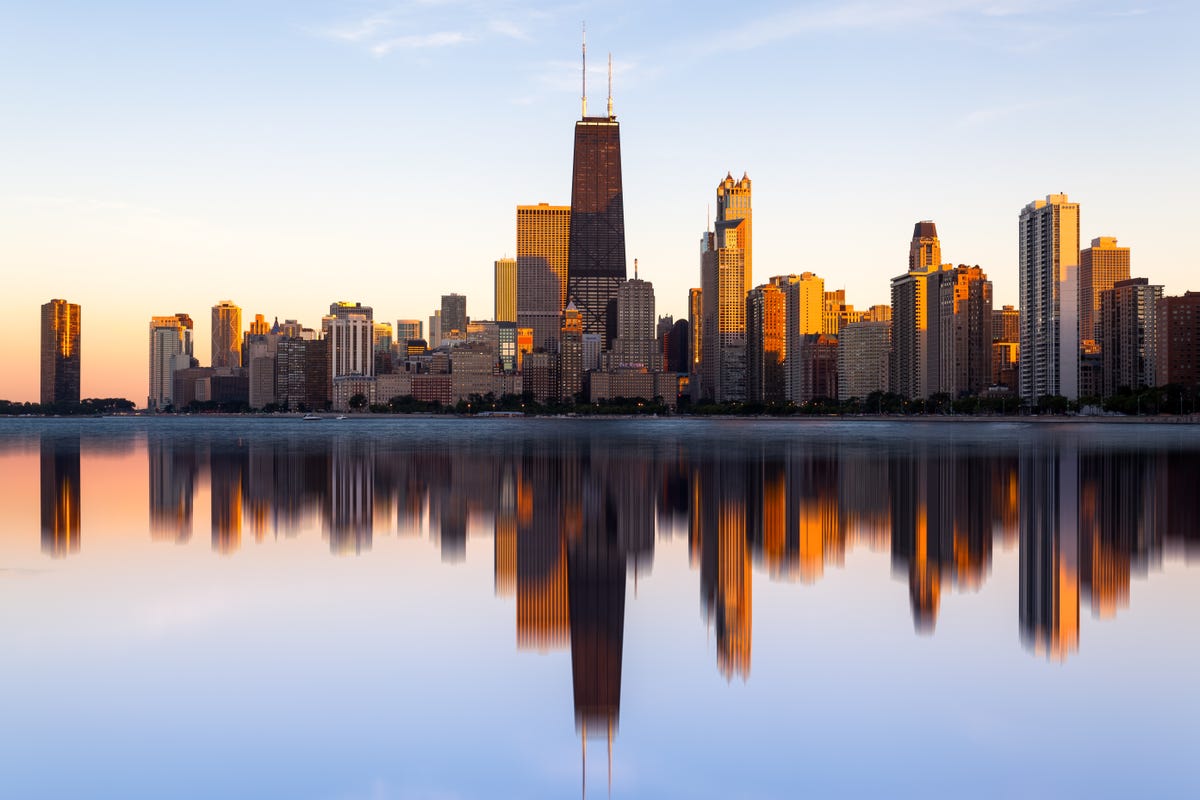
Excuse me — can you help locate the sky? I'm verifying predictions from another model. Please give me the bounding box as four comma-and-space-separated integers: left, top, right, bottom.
1, 0, 1197, 403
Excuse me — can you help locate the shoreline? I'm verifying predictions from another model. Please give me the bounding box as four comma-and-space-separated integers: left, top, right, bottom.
4, 412, 1200, 424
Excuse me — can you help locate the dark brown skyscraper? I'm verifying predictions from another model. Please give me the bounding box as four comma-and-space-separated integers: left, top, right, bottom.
566, 47, 626, 349
40, 299, 81, 406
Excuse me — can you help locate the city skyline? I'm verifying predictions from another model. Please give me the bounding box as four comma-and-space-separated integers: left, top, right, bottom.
3, 1, 1198, 402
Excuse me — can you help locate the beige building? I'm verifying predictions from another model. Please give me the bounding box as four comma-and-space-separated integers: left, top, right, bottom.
1080, 237, 1130, 343
211, 300, 242, 369
589, 369, 678, 409
890, 222, 952, 400
700, 173, 752, 403
494, 258, 517, 323
148, 314, 193, 410
782, 272, 825, 403
1019, 194, 1080, 401
517, 203, 570, 351
838, 321, 891, 401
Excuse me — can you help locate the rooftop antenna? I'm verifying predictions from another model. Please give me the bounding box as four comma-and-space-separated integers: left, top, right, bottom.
607, 52, 613, 118
581, 23, 587, 118
634, 257, 638, 280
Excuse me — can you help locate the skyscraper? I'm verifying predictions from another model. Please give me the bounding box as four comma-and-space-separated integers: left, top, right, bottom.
782, 273, 825, 404
746, 282, 785, 404
148, 313, 194, 410
838, 321, 891, 401
517, 203, 571, 352
890, 223, 950, 401
1100, 277, 1162, 396
938, 265, 994, 397
608, 266, 657, 369
560, 301, 583, 401
494, 258, 518, 323
566, 51, 626, 348
324, 302, 375, 410
211, 300, 242, 369
1019, 194, 1081, 402
441, 294, 467, 338
1080, 236, 1131, 343
700, 173, 752, 402
40, 299, 81, 406
1156, 292, 1200, 390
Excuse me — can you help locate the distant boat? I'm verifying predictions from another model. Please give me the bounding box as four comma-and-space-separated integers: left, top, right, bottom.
302, 414, 322, 421
336, 415, 347, 420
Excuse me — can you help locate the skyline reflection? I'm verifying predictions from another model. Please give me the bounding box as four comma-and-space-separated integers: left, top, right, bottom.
20, 421, 1194, 671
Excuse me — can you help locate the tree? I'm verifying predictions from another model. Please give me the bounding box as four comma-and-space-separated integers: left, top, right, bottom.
348, 393, 368, 411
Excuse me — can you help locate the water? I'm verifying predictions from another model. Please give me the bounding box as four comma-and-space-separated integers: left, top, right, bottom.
1, 417, 1198, 799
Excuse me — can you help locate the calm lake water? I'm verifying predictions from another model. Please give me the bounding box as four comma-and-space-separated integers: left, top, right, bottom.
1, 417, 1198, 799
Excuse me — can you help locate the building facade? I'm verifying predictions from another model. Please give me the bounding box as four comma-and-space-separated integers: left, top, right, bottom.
148, 314, 194, 410
838, 321, 891, 401
1019, 194, 1080, 402
566, 104, 626, 348
1156, 292, 1200, 390
494, 258, 518, 323
1100, 278, 1162, 396
700, 174, 753, 403
1079, 237, 1130, 344
211, 300, 242, 369
41, 299, 81, 406
517, 203, 571, 352
746, 282, 786, 404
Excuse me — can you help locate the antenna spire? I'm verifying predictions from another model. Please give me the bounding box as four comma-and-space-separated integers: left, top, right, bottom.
607, 53, 613, 118
581, 23, 587, 118
633, 258, 638, 279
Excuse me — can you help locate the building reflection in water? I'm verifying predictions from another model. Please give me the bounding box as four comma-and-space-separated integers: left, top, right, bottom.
40, 434, 81, 557
121, 428, 1200, 667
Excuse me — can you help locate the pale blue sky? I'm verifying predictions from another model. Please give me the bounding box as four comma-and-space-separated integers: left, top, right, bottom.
1, 0, 1196, 400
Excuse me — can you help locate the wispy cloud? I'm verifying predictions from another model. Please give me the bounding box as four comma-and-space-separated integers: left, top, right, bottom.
370, 30, 469, 56
317, 1, 548, 57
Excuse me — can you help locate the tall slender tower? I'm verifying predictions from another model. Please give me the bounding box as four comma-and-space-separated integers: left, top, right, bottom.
211, 300, 242, 369
700, 173, 753, 402
1019, 194, 1080, 402
566, 39, 626, 348
494, 258, 518, 323
40, 299, 81, 406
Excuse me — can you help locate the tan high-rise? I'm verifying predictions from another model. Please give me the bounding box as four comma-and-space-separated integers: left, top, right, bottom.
494, 258, 518, 323
700, 173, 753, 402
211, 300, 242, 369
1080, 237, 1130, 344
517, 203, 570, 350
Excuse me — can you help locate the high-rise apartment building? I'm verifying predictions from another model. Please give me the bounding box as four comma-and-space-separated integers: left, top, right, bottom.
148, 313, 194, 410
325, 302, 375, 410
559, 302, 583, 401
1100, 278, 1162, 396
608, 269, 657, 369
746, 282, 786, 404
494, 258, 517, 323
440, 294, 467, 338
938, 265, 994, 397
700, 173, 752, 402
994, 305, 1019, 343
782, 273, 826, 404
1019, 194, 1080, 402
566, 66, 626, 349
517, 203, 571, 352
688, 287, 703, 381
1080, 237, 1130, 344
838, 321, 891, 401
1156, 292, 1200, 390
429, 310, 442, 348
211, 300, 242, 369
40, 299, 81, 406
890, 223, 951, 401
